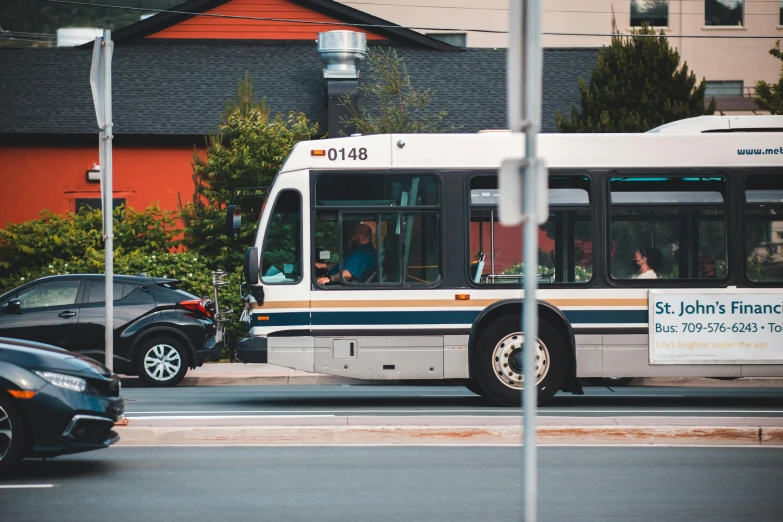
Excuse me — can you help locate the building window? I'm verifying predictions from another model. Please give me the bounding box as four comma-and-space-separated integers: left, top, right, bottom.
705, 80, 744, 97
75, 198, 126, 213
631, 0, 669, 27
780, 0, 782, 25
705, 0, 744, 27
426, 33, 466, 48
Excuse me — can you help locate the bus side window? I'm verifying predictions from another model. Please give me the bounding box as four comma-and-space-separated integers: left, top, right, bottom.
608, 175, 728, 281
745, 174, 783, 283
260, 190, 302, 284
468, 175, 592, 284
314, 173, 442, 288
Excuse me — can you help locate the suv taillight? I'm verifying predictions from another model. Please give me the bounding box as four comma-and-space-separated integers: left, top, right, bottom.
178, 299, 212, 318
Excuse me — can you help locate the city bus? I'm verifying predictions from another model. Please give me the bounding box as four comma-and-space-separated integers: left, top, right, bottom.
232, 115, 783, 406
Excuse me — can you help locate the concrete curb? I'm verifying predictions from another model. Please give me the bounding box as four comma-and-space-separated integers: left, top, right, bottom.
179, 374, 360, 386
119, 374, 783, 388
118, 374, 362, 388
114, 425, 783, 446
629, 377, 783, 388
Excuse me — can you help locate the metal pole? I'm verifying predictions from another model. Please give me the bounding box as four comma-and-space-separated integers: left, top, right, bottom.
522, 0, 543, 521
507, 0, 523, 133
490, 210, 496, 277
102, 29, 114, 371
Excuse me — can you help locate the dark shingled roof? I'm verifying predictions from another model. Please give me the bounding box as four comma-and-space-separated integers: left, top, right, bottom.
0, 45, 598, 136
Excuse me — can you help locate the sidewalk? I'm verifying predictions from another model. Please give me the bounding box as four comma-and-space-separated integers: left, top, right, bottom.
121, 362, 360, 387
120, 362, 783, 387
115, 415, 783, 446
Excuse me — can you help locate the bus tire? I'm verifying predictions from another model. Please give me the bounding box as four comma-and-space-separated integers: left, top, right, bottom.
474, 314, 568, 407
464, 379, 485, 397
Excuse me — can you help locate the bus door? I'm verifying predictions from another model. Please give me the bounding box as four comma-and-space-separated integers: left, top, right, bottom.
253, 178, 314, 372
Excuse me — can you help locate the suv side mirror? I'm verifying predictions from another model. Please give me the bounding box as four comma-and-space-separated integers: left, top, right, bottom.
225, 205, 241, 239
7, 298, 20, 311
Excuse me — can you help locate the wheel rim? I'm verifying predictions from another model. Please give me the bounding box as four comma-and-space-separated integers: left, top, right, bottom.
0, 404, 12, 463
143, 343, 182, 382
492, 332, 550, 390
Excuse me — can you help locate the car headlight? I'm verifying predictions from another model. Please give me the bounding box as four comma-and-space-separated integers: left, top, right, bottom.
35, 371, 87, 393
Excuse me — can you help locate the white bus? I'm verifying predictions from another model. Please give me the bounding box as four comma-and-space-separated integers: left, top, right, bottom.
232, 116, 783, 406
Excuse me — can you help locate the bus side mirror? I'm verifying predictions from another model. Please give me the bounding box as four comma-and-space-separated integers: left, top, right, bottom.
244, 247, 260, 286
226, 205, 241, 239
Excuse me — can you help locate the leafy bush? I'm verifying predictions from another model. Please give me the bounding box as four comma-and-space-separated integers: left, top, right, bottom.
0, 204, 180, 292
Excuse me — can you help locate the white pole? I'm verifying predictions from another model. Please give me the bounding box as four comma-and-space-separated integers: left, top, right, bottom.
102, 29, 114, 371
521, 0, 543, 520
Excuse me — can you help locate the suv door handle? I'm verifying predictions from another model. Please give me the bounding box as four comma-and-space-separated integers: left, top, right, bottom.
58, 311, 77, 318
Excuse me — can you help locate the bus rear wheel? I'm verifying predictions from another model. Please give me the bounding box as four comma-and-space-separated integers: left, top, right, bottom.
474, 314, 568, 407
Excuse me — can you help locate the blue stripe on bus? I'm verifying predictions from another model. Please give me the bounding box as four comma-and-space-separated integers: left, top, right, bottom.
254, 312, 310, 327
251, 309, 649, 327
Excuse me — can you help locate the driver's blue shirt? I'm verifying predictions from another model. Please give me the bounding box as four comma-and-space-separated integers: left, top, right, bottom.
329, 243, 377, 280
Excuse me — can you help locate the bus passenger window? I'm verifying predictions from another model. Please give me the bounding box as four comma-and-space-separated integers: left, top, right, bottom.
609, 175, 728, 281
469, 175, 592, 284
745, 174, 783, 282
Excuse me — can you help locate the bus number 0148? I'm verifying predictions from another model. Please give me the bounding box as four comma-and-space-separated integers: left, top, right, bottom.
327, 148, 368, 161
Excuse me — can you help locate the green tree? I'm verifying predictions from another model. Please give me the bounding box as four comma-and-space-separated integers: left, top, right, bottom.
181, 73, 319, 272
754, 41, 783, 115
339, 47, 460, 134
556, 24, 716, 133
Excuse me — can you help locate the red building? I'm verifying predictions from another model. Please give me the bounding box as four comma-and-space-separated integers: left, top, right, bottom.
0, 0, 598, 227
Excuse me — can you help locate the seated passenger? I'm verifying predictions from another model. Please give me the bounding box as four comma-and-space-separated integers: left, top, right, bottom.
316, 224, 377, 285
700, 254, 717, 278
632, 247, 657, 279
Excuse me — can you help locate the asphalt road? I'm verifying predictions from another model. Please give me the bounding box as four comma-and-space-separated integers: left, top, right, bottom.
119, 384, 783, 419
2, 447, 782, 522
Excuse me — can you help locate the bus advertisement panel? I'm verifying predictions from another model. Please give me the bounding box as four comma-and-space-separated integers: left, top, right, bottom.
650, 290, 783, 364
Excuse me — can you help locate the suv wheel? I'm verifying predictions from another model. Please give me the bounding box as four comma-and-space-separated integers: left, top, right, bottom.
135, 337, 189, 387
0, 392, 25, 474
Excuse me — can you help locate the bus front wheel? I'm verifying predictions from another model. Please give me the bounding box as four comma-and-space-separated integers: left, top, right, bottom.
474, 315, 568, 407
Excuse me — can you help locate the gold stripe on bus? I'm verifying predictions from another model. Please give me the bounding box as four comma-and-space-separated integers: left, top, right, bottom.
252, 298, 648, 310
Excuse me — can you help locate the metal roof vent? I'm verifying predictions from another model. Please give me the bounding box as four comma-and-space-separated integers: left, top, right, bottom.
317, 31, 367, 79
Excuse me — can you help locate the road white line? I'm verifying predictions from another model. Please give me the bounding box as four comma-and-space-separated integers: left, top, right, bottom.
419, 395, 478, 397
127, 414, 523, 421
0, 484, 55, 489
124, 409, 783, 415
127, 414, 336, 420
112, 444, 783, 449
587, 395, 686, 398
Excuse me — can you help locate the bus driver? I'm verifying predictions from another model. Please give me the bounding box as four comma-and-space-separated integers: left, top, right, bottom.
316, 224, 377, 285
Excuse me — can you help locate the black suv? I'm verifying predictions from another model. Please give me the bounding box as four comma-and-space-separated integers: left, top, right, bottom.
0, 274, 222, 386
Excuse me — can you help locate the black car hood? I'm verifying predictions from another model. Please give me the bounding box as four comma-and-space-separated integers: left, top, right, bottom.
0, 337, 114, 377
